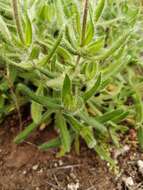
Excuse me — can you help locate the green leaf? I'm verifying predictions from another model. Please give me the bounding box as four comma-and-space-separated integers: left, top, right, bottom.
94, 145, 116, 166
98, 31, 131, 60
14, 123, 37, 144
56, 112, 71, 153
109, 128, 120, 148
137, 125, 143, 151
24, 12, 32, 46
78, 111, 108, 134
85, 61, 99, 80
17, 83, 61, 109
29, 45, 40, 60
62, 74, 75, 110
112, 111, 129, 123
82, 73, 101, 101
85, 37, 105, 55
39, 30, 63, 66
65, 114, 96, 149
31, 85, 44, 124
134, 92, 143, 124
38, 137, 61, 150
96, 109, 124, 123
95, 0, 105, 22
83, 9, 94, 45
14, 110, 54, 144
0, 15, 11, 41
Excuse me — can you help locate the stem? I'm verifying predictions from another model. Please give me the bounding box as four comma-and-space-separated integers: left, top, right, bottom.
12, 0, 24, 43
5, 67, 23, 131
81, 0, 89, 46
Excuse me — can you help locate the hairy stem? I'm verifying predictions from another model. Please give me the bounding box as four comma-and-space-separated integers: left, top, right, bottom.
81, 0, 89, 46
5, 67, 23, 131
12, 0, 24, 43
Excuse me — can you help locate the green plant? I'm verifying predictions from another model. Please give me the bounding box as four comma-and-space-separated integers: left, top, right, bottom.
0, 0, 143, 166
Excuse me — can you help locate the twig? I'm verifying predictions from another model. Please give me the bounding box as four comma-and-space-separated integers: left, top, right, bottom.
45, 181, 61, 190
49, 164, 82, 171
86, 186, 96, 190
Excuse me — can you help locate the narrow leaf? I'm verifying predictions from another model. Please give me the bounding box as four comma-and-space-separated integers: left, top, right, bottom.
31, 85, 44, 124
56, 112, 71, 153
24, 12, 32, 46
39, 137, 61, 150
82, 73, 101, 101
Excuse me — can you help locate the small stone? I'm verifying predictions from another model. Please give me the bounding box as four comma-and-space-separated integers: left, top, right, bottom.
70, 172, 77, 180
54, 163, 58, 167
114, 145, 130, 159
0, 149, 2, 153
58, 160, 63, 166
32, 164, 39, 171
67, 182, 80, 190
38, 169, 43, 174
22, 170, 27, 175
123, 177, 134, 187
137, 160, 143, 176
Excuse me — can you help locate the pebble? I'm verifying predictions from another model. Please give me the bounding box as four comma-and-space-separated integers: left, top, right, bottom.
22, 170, 27, 175
54, 163, 58, 167
59, 160, 63, 166
137, 160, 143, 176
32, 164, 39, 171
67, 182, 80, 190
114, 145, 130, 159
123, 177, 134, 187
38, 169, 43, 174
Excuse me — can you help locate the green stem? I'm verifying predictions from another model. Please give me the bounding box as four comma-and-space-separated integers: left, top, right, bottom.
81, 0, 89, 46
12, 0, 24, 43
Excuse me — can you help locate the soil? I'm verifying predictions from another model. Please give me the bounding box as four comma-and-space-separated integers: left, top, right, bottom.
0, 112, 143, 190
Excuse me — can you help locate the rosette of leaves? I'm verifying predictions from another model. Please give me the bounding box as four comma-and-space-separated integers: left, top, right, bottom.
0, 0, 142, 165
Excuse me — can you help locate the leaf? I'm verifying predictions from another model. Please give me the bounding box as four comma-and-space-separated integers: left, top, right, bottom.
31, 85, 44, 124
17, 83, 61, 109
83, 8, 94, 45
65, 114, 82, 133
82, 73, 101, 101
134, 92, 143, 124
96, 109, 124, 123
85, 61, 98, 80
74, 134, 80, 155
137, 125, 143, 151
14, 110, 54, 144
39, 31, 63, 66
29, 45, 40, 60
56, 112, 71, 153
109, 128, 120, 148
94, 145, 116, 166
24, 12, 32, 46
0, 15, 11, 41
14, 123, 37, 144
38, 137, 61, 150
102, 56, 126, 80
65, 114, 96, 149
78, 111, 108, 135
62, 74, 75, 110
98, 31, 131, 60
112, 111, 129, 123
95, 0, 105, 22
86, 37, 105, 55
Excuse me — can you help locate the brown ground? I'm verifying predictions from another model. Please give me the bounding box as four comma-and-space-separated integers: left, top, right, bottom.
0, 113, 143, 190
